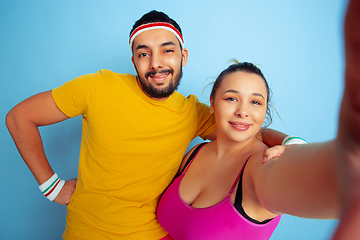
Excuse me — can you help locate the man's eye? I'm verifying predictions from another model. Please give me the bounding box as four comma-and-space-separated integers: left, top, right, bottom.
139, 53, 148, 58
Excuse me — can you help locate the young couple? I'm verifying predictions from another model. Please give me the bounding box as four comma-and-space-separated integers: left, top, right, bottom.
6, 0, 360, 239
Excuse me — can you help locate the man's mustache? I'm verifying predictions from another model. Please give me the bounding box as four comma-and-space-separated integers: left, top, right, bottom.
145, 69, 174, 79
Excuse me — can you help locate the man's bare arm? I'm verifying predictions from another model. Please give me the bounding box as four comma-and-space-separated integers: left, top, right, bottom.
6, 90, 75, 205
260, 128, 288, 147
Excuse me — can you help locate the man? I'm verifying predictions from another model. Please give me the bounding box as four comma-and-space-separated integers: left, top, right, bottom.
6, 10, 289, 239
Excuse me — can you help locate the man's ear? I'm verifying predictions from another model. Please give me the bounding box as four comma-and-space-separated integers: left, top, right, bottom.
131, 56, 135, 66
181, 48, 188, 67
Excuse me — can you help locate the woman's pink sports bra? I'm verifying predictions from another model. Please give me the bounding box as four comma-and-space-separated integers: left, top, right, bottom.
157, 143, 281, 240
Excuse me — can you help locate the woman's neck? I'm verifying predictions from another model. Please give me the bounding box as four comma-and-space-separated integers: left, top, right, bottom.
214, 134, 258, 161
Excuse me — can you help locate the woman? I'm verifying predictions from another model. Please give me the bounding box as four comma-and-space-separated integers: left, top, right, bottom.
157, 1, 360, 238
157, 61, 283, 240
158, 61, 315, 240
157, 61, 354, 239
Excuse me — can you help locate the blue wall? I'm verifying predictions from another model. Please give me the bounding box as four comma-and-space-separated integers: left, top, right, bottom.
0, 0, 347, 239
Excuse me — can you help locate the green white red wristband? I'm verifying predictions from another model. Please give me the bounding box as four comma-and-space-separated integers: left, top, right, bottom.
38, 173, 65, 201
282, 136, 308, 145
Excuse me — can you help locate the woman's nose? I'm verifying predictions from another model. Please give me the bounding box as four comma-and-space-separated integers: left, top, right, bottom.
235, 104, 249, 117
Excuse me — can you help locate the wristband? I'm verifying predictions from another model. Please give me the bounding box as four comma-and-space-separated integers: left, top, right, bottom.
39, 173, 65, 201
282, 136, 308, 145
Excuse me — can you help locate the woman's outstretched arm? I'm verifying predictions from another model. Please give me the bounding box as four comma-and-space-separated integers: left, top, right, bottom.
248, 0, 360, 228
332, 0, 360, 237
249, 141, 340, 219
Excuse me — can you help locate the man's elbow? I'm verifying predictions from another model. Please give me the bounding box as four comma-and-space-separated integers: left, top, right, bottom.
5, 108, 16, 134
5, 106, 26, 134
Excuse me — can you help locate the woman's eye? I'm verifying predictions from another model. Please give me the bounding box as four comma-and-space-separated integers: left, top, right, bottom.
251, 100, 261, 105
225, 97, 237, 102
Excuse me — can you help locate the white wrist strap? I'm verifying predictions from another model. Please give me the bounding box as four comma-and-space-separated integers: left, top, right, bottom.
282, 136, 308, 145
39, 173, 65, 201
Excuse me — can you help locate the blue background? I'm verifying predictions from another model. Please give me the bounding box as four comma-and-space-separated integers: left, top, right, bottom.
0, 0, 347, 239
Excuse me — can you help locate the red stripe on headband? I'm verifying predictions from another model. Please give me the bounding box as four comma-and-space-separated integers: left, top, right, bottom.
129, 22, 184, 45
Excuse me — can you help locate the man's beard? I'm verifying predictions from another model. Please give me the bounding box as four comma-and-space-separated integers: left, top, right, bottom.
137, 66, 183, 99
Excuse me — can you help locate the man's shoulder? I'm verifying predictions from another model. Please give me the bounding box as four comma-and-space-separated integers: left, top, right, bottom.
95, 69, 136, 79
169, 92, 211, 113
87, 70, 137, 88
170, 92, 198, 105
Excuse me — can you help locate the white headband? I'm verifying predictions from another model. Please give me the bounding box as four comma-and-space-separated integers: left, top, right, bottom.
129, 22, 184, 52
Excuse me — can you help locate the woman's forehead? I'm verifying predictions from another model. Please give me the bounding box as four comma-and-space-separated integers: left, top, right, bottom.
218, 72, 268, 96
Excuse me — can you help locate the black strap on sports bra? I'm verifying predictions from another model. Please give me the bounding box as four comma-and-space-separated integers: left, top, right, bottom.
176, 142, 207, 178
234, 161, 272, 224
164, 143, 207, 193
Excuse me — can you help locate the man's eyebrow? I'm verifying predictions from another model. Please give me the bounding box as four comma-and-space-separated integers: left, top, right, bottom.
134, 41, 176, 52
161, 41, 176, 47
224, 89, 265, 99
135, 44, 149, 51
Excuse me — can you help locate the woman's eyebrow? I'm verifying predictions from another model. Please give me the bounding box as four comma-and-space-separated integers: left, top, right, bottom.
253, 93, 265, 99
224, 89, 239, 94
224, 89, 265, 99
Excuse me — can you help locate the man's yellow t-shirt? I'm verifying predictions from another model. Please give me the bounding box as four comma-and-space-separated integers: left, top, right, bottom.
52, 69, 216, 239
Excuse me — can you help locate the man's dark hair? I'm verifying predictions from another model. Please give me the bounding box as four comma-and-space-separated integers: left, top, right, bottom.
129, 10, 183, 38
